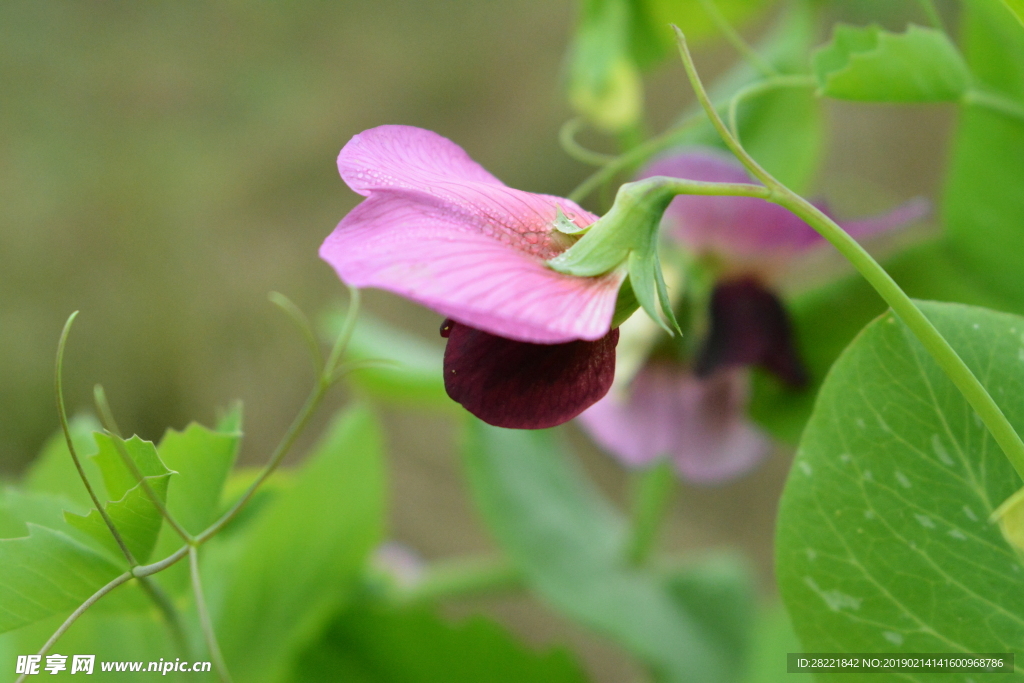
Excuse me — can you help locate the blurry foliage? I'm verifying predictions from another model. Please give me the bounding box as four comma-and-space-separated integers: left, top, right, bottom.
0, 0, 582, 473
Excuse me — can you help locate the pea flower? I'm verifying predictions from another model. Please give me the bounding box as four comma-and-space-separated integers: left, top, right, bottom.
320, 125, 625, 429
577, 148, 928, 483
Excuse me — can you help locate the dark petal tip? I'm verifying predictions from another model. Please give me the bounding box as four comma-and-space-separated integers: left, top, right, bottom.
442, 322, 619, 429
694, 277, 808, 388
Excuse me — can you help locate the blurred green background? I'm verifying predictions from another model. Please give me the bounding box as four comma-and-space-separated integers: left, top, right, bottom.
0, 1, 953, 678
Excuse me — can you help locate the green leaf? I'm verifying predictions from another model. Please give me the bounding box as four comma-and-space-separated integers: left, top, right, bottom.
158, 416, 242, 535
943, 0, 1024, 313
0, 524, 124, 633
59, 432, 174, 564
322, 309, 450, 409
64, 474, 172, 563
90, 433, 172, 503
22, 415, 105, 510
1001, 0, 1024, 28
813, 24, 970, 102
462, 422, 732, 683
295, 602, 590, 683
776, 301, 1024, 672
215, 405, 386, 683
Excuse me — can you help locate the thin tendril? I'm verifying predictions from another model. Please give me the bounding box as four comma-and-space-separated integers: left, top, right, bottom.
697, 0, 777, 78
190, 546, 232, 682
559, 118, 619, 166
567, 111, 707, 203
54, 312, 137, 566
269, 291, 324, 375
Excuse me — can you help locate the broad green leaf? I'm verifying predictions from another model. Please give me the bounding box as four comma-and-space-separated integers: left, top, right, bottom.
0, 489, 69, 539
295, 602, 589, 683
22, 415, 105, 509
158, 416, 242, 535
0, 524, 123, 633
64, 474, 172, 563
462, 422, 732, 683
215, 406, 386, 683
1002, 0, 1024, 28
813, 24, 969, 102
322, 309, 450, 409
776, 301, 1024, 676
943, 0, 1024, 313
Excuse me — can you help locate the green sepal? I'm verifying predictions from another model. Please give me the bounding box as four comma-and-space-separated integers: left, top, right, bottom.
548, 177, 681, 335
813, 23, 970, 102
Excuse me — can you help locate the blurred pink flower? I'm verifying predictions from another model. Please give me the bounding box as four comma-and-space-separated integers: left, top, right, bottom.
320, 125, 624, 428
579, 148, 928, 483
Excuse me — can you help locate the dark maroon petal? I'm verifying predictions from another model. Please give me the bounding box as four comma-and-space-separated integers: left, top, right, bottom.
442, 321, 619, 429
693, 278, 807, 388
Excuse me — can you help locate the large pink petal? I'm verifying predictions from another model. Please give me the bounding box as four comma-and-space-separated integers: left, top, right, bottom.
577, 364, 770, 484
339, 125, 506, 196
320, 191, 624, 343
641, 148, 928, 258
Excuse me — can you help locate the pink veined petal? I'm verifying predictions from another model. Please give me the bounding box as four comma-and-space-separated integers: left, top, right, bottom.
320, 191, 624, 344
577, 364, 770, 484
339, 125, 506, 197
641, 148, 929, 258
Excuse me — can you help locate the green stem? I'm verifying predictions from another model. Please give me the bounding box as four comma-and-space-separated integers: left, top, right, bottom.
963, 88, 1024, 124
389, 556, 523, 604
14, 571, 134, 683
190, 546, 233, 683
674, 27, 1024, 481
697, 0, 777, 78
626, 460, 677, 566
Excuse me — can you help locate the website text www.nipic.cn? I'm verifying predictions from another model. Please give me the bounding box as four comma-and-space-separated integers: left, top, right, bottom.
16, 654, 212, 675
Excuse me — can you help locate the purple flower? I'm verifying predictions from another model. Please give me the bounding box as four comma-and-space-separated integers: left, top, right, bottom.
320, 125, 625, 429
578, 148, 928, 483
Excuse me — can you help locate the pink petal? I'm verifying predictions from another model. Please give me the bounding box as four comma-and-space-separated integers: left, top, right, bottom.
442, 320, 618, 429
640, 148, 928, 258
339, 125, 506, 197
320, 192, 623, 343
577, 364, 770, 484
